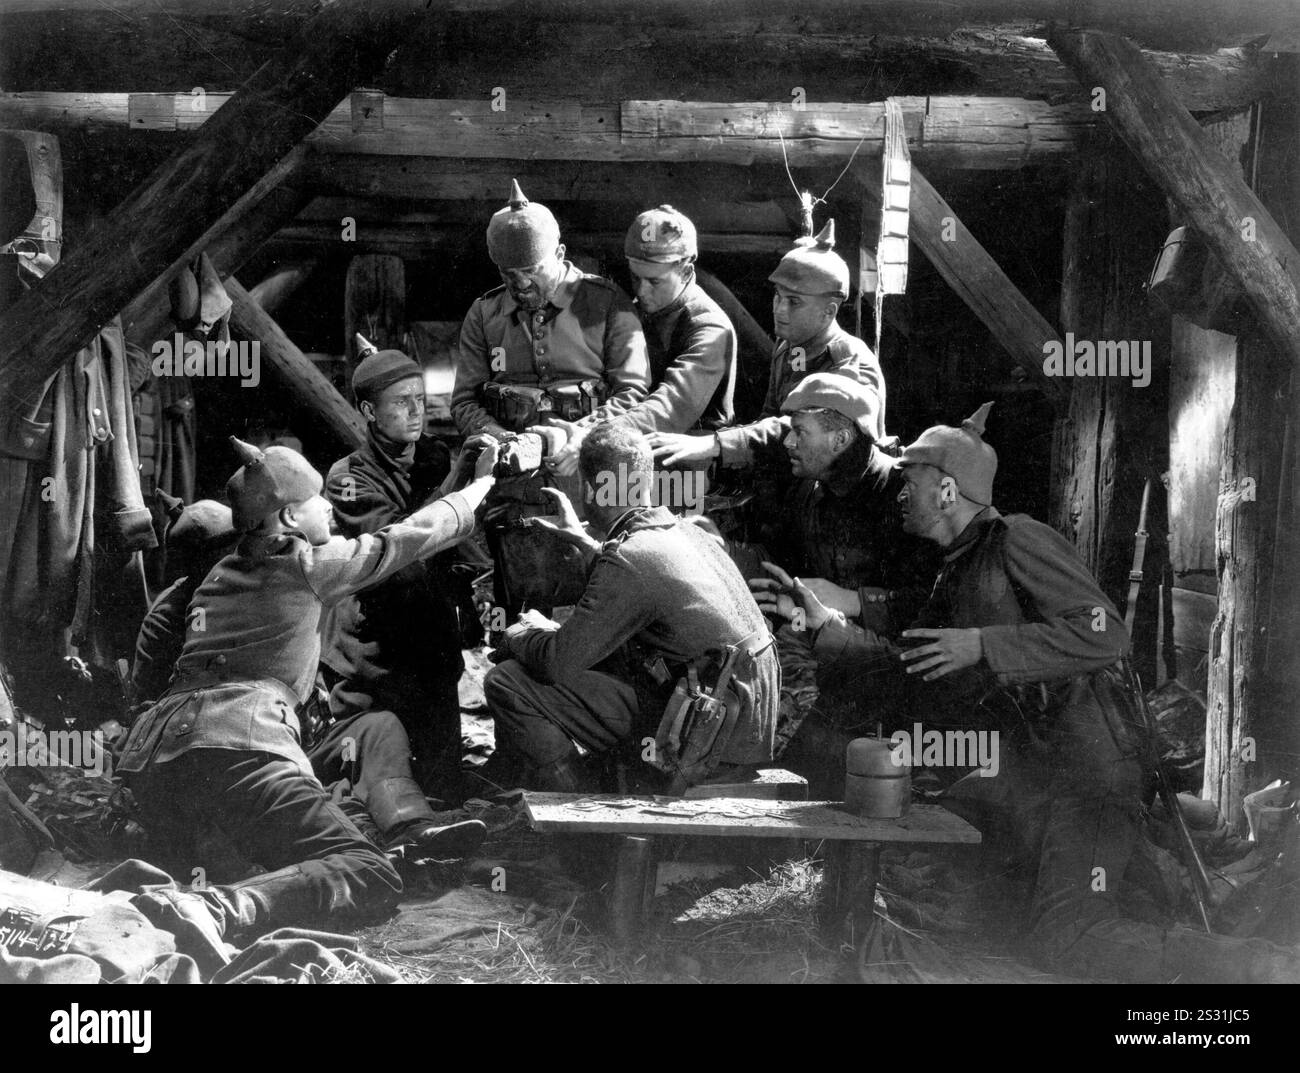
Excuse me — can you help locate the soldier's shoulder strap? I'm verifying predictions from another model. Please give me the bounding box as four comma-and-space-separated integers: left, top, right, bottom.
475, 282, 509, 303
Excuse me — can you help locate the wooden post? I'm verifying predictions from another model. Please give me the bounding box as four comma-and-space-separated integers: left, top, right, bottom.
225, 277, 366, 452
0, 0, 432, 405
609, 836, 655, 945
1047, 29, 1300, 823
886, 164, 1067, 406
344, 254, 407, 371
1049, 131, 1170, 677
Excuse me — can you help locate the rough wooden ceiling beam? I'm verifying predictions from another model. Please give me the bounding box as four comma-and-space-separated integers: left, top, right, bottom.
0, 2, 433, 400
0, 93, 1097, 170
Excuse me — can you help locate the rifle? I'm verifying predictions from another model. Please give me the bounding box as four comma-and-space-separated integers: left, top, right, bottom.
1122, 658, 1216, 933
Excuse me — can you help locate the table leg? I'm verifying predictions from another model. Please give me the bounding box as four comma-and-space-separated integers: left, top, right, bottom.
609, 835, 656, 944
820, 841, 881, 943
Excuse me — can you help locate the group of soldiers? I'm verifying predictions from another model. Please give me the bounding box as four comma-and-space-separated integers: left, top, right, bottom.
115, 183, 1299, 983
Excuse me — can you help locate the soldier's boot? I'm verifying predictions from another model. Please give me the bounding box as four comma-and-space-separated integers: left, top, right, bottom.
367, 774, 488, 860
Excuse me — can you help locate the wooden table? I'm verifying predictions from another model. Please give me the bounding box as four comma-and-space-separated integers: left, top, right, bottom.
523, 792, 980, 943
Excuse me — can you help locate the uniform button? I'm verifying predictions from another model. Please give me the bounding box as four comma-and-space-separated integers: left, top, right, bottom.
214, 654, 227, 666
93, 408, 102, 417
536, 346, 546, 355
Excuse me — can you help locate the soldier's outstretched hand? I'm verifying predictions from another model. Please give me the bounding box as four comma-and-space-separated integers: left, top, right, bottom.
648, 432, 717, 467
749, 561, 832, 631
526, 487, 600, 555
473, 437, 501, 480
543, 418, 587, 477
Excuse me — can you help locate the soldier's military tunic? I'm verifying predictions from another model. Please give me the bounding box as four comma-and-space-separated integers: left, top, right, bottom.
809, 506, 1195, 982
485, 506, 779, 777
452, 260, 649, 435
766, 437, 941, 755
321, 428, 463, 783
118, 492, 477, 934
716, 322, 884, 469
618, 281, 736, 435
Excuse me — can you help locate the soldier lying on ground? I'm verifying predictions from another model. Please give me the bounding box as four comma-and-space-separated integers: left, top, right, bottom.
760, 404, 1300, 983
484, 421, 779, 793
116, 436, 498, 947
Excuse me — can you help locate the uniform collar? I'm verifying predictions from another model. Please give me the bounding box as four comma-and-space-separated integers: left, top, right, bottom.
604, 505, 676, 542
500, 260, 583, 316
365, 424, 415, 477
779, 320, 839, 359
820, 436, 891, 498
640, 281, 693, 324
943, 506, 1002, 563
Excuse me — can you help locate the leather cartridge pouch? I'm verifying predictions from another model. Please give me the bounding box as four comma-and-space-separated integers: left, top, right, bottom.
483, 382, 549, 431
650, 647, 747, 787
547, 379, 605, 422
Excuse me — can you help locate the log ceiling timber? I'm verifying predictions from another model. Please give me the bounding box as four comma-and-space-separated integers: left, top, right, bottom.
0, 2, 433, 403
225, 276, 366, 452
295, 197, 800, 237
1047, 29, 1300, 815
1047, 32, 1300, 387
860, 162, 1067, 406
262, 227, 796, 261
0, 93, 1098, 171
302, 156, 803, 205
248, 261, 318, 317
1, 1, 1296, 56
119, 145, 312, 349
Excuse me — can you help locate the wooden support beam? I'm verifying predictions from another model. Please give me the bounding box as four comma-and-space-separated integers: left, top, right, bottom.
302, 155, 793, 204
249, 261, 318, 316
224, 277, 365, 452
883, 164, 1067, 405
1048, 131, 1170, 679
1, 1, 1295, 53
0, 92, 1097, 170
1047, 31, 1300, 368
120, 145, 312, 347
1047, 30, 1300, 817
265, 226, 794, 259
0, 2, 431, 404
296, 195, 797, 236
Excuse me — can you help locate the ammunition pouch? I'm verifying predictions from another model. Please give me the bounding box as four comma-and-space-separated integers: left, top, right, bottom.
649, 630, 772, 788
483, 383, 547, 431
482, 379, 606, 431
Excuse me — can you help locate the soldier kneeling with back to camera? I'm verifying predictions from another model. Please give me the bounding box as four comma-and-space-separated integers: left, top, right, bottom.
484, 421, 779, 794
